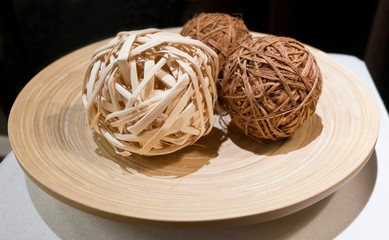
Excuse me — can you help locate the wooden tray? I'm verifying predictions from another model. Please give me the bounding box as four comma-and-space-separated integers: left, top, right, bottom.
8, 29, 380, 228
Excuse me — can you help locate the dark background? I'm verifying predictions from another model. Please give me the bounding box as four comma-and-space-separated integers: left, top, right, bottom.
1, 0, 388, 123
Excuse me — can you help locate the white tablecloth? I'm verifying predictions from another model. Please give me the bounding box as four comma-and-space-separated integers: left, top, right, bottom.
1, 54, 388, 240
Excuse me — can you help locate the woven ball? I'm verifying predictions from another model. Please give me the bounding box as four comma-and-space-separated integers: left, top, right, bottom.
82, 29, 219, 156
220, 35, 323, 141
180, 12, 251, 69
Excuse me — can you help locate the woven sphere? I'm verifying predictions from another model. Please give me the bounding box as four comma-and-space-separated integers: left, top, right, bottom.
220, 35, 323, 141
180, 12, 251, 69
82, 29, 219, 156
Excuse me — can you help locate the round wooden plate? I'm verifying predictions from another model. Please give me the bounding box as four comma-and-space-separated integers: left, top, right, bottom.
8, 29, 380, 228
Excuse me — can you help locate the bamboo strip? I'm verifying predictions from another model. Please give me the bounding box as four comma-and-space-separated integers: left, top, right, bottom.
82, 29, 218, 156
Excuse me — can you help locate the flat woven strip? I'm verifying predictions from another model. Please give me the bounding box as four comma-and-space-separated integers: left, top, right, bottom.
220, 35, 323, 141
180, 12, 251, 70
82, 29, 219, 156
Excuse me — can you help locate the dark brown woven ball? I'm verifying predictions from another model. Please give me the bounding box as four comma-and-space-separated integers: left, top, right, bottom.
180, 12, 251, 69
220, 35, 323, 141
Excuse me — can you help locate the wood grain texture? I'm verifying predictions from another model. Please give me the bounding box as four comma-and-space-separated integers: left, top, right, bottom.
8, 29, 380, 228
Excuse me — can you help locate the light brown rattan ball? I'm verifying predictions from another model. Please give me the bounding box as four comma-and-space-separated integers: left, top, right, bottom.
220, 35, 323, 141
180, 12, 251, 69
82, 29, 219, 156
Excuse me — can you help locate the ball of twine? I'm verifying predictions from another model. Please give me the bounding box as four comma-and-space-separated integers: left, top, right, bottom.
82, 29, 219, 156
220, 35, 323, 141
180, 12, 251, 69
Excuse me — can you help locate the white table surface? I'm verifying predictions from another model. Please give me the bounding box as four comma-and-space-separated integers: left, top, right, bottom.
1, 54, 388, 240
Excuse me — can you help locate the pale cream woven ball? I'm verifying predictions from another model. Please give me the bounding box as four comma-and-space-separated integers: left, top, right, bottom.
82, 29, 219, 156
